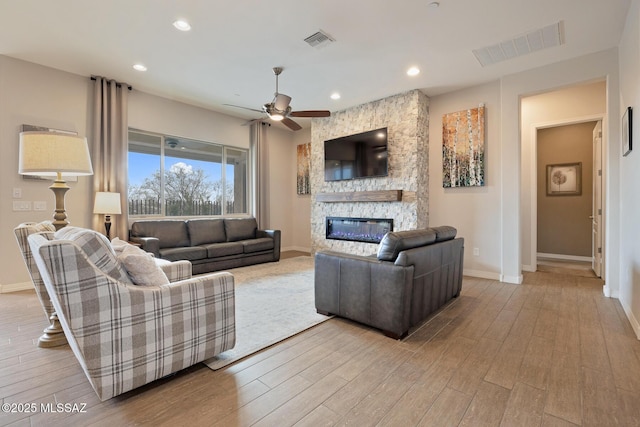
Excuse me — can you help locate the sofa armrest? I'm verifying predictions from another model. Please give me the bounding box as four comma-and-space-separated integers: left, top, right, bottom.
129, 236, 160, 257
257, 229, 281, 261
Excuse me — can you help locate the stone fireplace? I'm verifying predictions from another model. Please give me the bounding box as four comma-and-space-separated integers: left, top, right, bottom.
326, 217, 393, 244
311, 89, 430, 255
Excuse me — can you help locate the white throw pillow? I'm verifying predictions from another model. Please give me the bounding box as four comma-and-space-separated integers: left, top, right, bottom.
110, 237, 129, 254
114, 239, 169, 286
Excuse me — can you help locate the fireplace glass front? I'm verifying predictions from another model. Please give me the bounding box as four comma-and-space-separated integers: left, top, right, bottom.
326, 217, 393, 244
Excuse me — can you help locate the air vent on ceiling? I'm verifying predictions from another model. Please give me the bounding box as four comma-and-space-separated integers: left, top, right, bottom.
304, 30, 335, 48
472, 22, 563, 67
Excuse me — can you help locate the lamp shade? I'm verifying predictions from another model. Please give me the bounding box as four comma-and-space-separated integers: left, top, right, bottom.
94, 192, 122, 215
19, 131, 93, 176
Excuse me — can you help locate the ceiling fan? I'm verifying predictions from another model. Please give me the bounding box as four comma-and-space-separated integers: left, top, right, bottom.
224, 67, 331, 131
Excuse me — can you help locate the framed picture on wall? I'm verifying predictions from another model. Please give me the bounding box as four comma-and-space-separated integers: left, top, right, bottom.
546, 162, 582, 196
622, 106, 632, 157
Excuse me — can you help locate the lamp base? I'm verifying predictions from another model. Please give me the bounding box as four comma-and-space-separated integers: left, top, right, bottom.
49, 176, 70, 230
104, 215, 112, 240
38, 313, 67, 348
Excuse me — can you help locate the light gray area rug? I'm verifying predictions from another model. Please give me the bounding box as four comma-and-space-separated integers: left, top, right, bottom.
203, 256, 331, 370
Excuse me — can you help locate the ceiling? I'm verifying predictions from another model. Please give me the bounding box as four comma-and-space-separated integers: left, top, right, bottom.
0, 0, 631, 130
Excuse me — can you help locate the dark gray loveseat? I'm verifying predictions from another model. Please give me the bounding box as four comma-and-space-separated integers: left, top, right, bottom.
130, 217, 280, 274
314, 226, 463, 339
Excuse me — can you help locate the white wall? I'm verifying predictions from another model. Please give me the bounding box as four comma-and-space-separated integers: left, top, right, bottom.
0, 56, 92, 291
429, 81, 502, 279
129, 90, 249, 149
617, 0, 640, 337
501, 49, 621, 285
520, 81, 606, 271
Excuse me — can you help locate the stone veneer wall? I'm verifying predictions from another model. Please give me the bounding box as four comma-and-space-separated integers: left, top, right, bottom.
311, 89, 429, 255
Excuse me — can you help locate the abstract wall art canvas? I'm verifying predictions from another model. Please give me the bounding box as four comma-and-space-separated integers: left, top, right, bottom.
296, 142, 311, 195
442, 106, 485, 187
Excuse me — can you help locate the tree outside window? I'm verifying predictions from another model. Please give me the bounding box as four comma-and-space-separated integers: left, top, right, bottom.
128, 130, 248, 216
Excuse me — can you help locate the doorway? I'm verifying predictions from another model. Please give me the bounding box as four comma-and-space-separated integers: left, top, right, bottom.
535, 120, 602, 277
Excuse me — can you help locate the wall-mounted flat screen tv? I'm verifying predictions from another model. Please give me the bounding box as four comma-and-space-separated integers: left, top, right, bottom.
324, 127, 388, 181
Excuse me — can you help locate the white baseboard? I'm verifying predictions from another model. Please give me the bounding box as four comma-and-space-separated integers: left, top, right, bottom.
0, 281, 33, 294
537, 253, 592, 262
521, 264, 536, 272
501, 274, 523, 285
462, 269, 523, 284
463, 269, 501, 281
619, 297, 640, 340
282, 246, 311, 253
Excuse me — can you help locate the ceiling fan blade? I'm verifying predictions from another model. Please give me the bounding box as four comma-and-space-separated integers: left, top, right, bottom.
282, 117, 302, 131
223, 103, 263, 113
290, 110, 331, 118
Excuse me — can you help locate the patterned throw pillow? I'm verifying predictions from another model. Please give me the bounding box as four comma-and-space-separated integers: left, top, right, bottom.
112, 239, 170, 286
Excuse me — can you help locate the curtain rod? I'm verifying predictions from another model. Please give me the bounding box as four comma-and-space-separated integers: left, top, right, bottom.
90, 75, 132, 91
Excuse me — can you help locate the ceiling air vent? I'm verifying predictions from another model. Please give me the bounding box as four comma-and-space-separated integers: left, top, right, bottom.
304, 30, 335, 48
473, 21, 563, 67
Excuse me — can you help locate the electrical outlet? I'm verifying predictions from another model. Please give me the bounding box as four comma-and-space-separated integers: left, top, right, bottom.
473, 247, 480, 256
13, 201, 31, 211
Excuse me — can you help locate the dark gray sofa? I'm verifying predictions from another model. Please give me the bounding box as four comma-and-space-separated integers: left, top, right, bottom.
314, 226, 464, 339
129, 217, 280, 275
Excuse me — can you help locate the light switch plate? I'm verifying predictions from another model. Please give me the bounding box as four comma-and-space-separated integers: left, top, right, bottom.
33, 201, 47, 211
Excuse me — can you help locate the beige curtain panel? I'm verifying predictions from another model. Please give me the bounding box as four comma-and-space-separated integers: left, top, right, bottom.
90, 76, 130, 240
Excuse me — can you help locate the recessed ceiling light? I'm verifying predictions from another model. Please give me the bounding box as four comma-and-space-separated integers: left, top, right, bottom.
330, 92, 341, 100
407, 67, 420, 76
173, 20, 191, 31
133, 64, 147, 72
428, 2, 440, 8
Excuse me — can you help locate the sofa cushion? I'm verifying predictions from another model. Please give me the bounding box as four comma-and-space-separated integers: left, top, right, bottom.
225, 218, 257, 242
377, 229, 437, 262
131, 220, 190, 249
242, 237, 275, 254
186, 219, 226, 246
55, 226, 133, 284
159, 246, 207, 262
431, 226, 457, 242
204, 242, 243, 258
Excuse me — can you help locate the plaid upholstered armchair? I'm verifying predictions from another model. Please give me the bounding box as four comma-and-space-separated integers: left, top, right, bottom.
14, 221, 66, 347
28, 226, 236, 400
14, 222, 194, 347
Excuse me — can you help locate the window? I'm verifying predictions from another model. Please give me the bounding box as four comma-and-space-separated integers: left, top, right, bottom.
128, 130, 249, 217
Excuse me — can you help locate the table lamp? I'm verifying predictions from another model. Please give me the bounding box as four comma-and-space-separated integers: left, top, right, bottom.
19, 131, 94, 230
93, 192, 122, 240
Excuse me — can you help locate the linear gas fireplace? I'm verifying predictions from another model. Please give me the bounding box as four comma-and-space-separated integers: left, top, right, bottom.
326, 217, 393, 244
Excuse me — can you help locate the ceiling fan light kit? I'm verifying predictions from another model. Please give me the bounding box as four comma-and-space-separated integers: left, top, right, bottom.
274, 93, 292, 111
225, 66, 330, 131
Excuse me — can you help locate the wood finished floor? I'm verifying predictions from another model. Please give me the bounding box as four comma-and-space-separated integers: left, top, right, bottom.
1, 259, 640, 426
